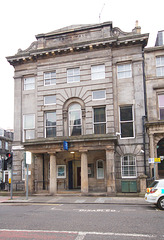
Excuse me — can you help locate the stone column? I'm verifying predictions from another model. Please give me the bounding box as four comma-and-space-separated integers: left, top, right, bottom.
80, 150, 88, 194
106, 149, 116, 195
49, 153, 57, 195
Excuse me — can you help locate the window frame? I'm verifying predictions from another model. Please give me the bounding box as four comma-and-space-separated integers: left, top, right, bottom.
156, 56, 164, 77
5, 142, 8, 150
117, 63, 132, 79
22, 160, 25, 181
119, 105, 135, 139
0, 140, 2, 149
92, 90, 106, 100
45, 111, 56, 138
57, 165, 66, 178
121, 155, 137, 178
23, 114, 35, 141
24, 77, 35, 90
93, 107, 106, 134
44, 95, 56, 105
44, 71, 56, 86
91, 64, 105, 80
96, 159, 104, 179
67, 68, 80, 83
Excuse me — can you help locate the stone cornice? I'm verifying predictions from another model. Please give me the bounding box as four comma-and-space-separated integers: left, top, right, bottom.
6, 33, 148, 66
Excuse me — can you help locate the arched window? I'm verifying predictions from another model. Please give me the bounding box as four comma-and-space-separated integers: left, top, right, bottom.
121, 155, 136, 178
97, 159, 104, 179
69, 103, 82, 136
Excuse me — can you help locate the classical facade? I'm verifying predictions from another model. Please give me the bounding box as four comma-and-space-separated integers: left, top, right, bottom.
145, 30, 164, 179
7, 21, 149, 195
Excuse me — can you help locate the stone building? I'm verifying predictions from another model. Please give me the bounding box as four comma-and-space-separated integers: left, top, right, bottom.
7, 21, 149, 195
145, 31, 164, 179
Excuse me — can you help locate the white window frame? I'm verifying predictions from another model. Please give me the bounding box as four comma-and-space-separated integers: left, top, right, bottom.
121, 155, 137, 178
23, 114, 35, 141
0, 140, 2, 149
156, 56, 164, 77
45, 111, 56, 138
119, 105, 135, 139
0, 129, 4, 137
117, 63, 132, 79
24, 77, 35, 90
92, 90, 106, 100
93, 107, 106, 134
91, 64, 105, 80
67, 68, 80, 83
44, 71, 56, 86
57, 165, 66, 178
44, 95, 56, 105
96, 159, 104, 179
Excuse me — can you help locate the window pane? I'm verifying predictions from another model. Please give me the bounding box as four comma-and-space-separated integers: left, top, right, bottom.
94, 108, 105, 122
92, 90, 106, 100
24, 77, 35, 90
91, 65, 105, 80
160, 109, 164, 120
158, 95, 164, 107
122, 155, 136, 177
94, 123, 106, 134
46, 127, 56, 138
46, 112, 56, 126
70, 126, 81, 136
69, 104, 82, 136
117, 64, 132, 79
44, 95, 56, 105
67, 68, 80, 83
25, 130, 35, 139
24, 114, 35, 129
97, 160, 104, 179
121, 122, 133, 138
120, 106, 132, 121
44, 72, 56, 85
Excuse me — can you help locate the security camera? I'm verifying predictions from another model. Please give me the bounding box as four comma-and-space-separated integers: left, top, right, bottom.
140, 149, 144, 153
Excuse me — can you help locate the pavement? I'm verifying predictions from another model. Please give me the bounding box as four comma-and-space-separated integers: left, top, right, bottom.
0, 193, 148, 205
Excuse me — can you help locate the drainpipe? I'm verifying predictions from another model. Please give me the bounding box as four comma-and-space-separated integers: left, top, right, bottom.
43, 154, 45, 190
142, 49, 147, 175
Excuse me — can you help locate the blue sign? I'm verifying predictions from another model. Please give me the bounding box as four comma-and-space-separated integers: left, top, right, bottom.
63, 141, 68, 150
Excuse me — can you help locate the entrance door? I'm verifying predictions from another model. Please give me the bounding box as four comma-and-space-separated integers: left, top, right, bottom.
77, 167, 81, 188
68, 161, 73, 189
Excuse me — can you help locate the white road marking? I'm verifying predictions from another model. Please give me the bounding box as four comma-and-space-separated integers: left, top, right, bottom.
75, 199, 86, 203
94, 197, 106, 203
78, 209, 120, 213
0, 229, 156, 238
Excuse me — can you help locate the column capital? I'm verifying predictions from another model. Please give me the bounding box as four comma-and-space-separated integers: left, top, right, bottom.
48, 152, 56, 156
79, 149, 88, 153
